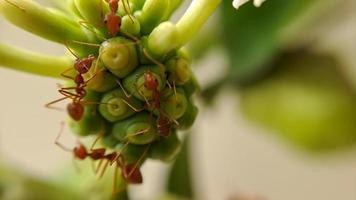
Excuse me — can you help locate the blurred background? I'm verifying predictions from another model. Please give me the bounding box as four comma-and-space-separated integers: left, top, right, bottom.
1, 0, 356, 199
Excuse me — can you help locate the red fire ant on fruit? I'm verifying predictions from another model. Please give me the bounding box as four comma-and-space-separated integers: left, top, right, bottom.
142, 71, 176, 137
55, 123, 144, 187
46, 53, 96, 121
103, 0, 133, 36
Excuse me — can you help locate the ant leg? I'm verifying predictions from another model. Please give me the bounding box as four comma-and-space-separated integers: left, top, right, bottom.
98, 159, 109, 179
3, 0, 25, 11
111, 141, 130, 165
78, 21, 107, 41
134, 82, 151, 107
54, 122, 72, 152
125, 127, 150, 138
45, 96, 69, 110
122, 0, 134, 23
127, 144, 150, 178
166, 80, 177, 100
64, 41, 80, 59
72, 157, 81, 173
113, 162, 119, 194
69, 40, 101, 48
122, 99, 145, 112
58, 89, 82, 100
143, 48, 166, 73
60, 67, 76, 81
116, 79, 132, 98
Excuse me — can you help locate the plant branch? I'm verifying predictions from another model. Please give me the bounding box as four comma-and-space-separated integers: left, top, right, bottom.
0, 43, 72, 79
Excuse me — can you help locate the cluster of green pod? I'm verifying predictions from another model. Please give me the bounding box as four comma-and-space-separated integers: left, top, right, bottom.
65, 0, 199, 183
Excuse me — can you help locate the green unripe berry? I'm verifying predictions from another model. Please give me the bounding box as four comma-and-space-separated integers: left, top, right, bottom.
160, 88, 188, 120
83, 60, 117, 92
177, 100, 198, 130
123, 66, 166, 101
102, 132, 120, 149
99, 37, 139, 78
182, 74, 200, 97
115, 143, 148, 165
99, 88, 143, 122
120, 15, 141, 37
112, 112, 158, 145
149, 131, 181, 162
166, 55, 192, 85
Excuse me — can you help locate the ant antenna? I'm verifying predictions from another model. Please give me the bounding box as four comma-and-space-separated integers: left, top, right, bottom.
78, 21, 107, 41
64, 42, 80, 59
55, 121, 72, 152
3, 0, 25, 12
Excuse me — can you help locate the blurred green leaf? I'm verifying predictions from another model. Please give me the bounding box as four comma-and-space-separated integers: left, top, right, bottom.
240, 51, 356, 151
167, 135, 194, 199
220, 0, 322, 84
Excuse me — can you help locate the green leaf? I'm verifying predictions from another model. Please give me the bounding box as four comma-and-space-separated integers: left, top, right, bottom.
167, 135, 194, 198
240, 52, 356, 152
220, 0, 323, 84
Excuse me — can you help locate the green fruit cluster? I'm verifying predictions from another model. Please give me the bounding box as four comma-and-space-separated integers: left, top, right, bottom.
66, 0, 199, 184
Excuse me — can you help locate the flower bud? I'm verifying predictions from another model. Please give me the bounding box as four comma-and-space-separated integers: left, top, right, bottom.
138, 0, 169, 34
115, 143, 148, 165
177, 100, 198, 130
99, 88, 143, 122
83, 60, 117, 92
123, 66, 166, 101
149, 131, 181, 162
147, 22, 180, 58
160, 88, 188, 119
112, 112, 158, 145
99, 37, 139, 78
120, 15, 141, 37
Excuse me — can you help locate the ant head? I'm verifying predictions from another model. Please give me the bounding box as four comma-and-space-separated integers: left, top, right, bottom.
104, 14, 121, 36
67, 102, 84, 121
144, 71, 159, 90
74, 144, 87, 160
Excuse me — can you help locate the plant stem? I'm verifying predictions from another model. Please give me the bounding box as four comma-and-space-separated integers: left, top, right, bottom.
176, 0, 221, 47
0, 43, 72, 79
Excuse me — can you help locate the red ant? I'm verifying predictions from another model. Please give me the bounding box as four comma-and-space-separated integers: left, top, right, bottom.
103, 0, 134, 36
55, 123, 144, 187
46, 45, 97, 121
119, 70, 175, 137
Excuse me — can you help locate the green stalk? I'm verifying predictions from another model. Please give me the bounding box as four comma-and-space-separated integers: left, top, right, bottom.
0, 0, 88, 44
176, 0, 221, 47
0, 43, 72, 78
148, 0, 221, 57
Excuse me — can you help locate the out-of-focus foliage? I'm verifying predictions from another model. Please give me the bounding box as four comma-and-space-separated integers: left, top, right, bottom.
240, 52, 356, 151
0, 162, 81, 200
220, 0, 324, 84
